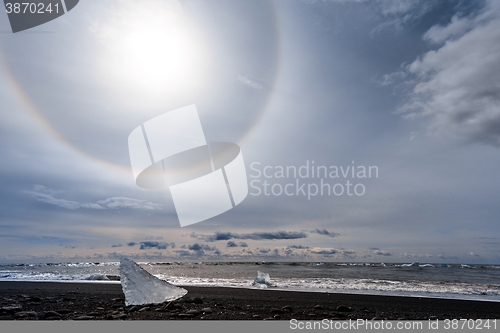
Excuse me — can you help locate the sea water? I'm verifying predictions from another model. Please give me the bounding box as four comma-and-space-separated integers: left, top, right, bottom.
0, 261, 499, 302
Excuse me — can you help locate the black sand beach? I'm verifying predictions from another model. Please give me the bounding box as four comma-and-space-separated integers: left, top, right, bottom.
0, 281, 499, 320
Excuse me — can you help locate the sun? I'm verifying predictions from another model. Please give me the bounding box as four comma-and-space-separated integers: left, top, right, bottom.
93, 0, 209, 100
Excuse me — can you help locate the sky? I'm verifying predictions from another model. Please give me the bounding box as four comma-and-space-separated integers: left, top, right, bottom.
0, 0, 499, 264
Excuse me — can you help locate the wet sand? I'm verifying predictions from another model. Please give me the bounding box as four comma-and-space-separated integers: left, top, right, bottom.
1, 281, 499, 320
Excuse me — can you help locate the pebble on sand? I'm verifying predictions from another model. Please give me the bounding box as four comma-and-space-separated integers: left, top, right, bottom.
336, 305, 352, 312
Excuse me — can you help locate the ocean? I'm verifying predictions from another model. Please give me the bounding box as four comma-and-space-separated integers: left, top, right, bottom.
0, 261, 499, 302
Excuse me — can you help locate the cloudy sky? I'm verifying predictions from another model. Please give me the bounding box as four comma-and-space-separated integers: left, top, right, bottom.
0, 0, 499, 264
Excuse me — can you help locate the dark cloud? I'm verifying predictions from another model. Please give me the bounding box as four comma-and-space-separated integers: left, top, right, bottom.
308, 247, 356, 257
340, 250, 357, 258
310, 229, 340, 238
287, 245, 309, 249
175, 243, 220, 256
225, 241, 248, 248
127, 242, 137, 247
188, 243, 202, 251
192, 231, 307, 242
188, 243, 214, 251
139, 241, 175, 250
111, 244, 122, 248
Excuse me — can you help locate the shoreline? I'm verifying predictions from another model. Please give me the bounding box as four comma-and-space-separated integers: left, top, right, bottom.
1, 281, 500, 320
1, 279, 499, 303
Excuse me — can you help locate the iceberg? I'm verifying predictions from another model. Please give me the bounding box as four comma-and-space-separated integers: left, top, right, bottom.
120, 258, 187, 305
309, 262, 324, 266
252, 271, 272, 289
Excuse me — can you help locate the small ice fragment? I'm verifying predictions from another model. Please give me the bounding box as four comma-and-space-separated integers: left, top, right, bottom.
120, 258, 187, 305
252, 271, 272, 289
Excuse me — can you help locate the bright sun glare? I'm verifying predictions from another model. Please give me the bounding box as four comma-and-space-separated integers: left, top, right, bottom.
94, 0, 208, 99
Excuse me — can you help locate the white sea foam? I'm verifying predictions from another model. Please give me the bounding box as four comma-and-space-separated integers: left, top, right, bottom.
84, 273, 110, 281
158, 276, 500, 302
1, 261, 500, 302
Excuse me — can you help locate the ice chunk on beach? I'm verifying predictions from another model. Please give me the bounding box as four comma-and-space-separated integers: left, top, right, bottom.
252, 271, 272, 289
120, 258, 187, 305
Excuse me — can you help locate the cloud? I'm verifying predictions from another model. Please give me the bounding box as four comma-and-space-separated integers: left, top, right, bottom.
23, 189, 104, 210
32, 184, 61, 196
370, 248, 392, 256
371, 0, 437, 34
175, 250, 192, 256
287, 245, 309, 249
23, 186, 163, 210
192, 231, 308, 242
144, 236, 164, 240
310, 247, 337, 255
423, 14, 479, 44
111, 244, 122, 248
310, 229, 340, 237
139, 241, 175, 250
188, 243, 214, 251
237, 75, 263, 90
375, 0, 432, 17
378, 69, 407, 86
397, 1, 500, 146
97, 197, 163, 210
309, 247, 357, 258
226, 241, 248, 248
126, 242, 137, 247
175, 243, 220, 256
106, 251, 165, 259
